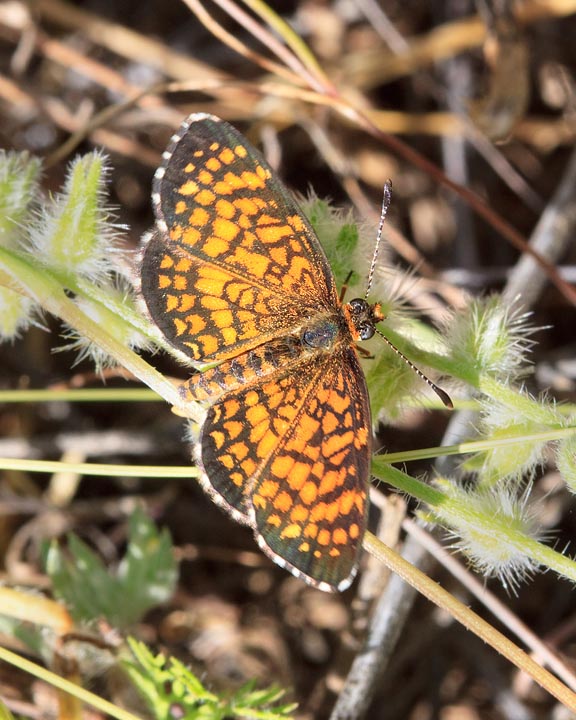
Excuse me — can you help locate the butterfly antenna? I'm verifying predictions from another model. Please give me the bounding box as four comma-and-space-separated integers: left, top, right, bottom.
364, 181, 393, 299
365, 182, 452, 409
376, 328, 453, 409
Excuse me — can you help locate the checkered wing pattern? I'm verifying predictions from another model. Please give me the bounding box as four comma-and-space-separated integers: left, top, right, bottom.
142, 114, 338, 364
185, 344, 370, 591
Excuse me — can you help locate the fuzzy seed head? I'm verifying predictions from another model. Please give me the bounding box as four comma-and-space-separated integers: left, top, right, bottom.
468, 397, 563, 484
28, 152, 120, 282
0, 151, 42, 249
438, 483, 541, 593
445, 296, 535, 382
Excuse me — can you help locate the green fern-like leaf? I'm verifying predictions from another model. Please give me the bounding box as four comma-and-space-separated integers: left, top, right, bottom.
124, 638, 297, 720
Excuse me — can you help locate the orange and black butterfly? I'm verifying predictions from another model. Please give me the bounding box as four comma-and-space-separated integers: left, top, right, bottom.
141, 113, 387, 591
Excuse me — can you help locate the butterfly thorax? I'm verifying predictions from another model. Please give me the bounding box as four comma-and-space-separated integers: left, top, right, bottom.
301, 316, 340, 351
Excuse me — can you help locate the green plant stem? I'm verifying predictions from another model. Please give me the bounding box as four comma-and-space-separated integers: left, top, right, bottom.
379, 425, 576, 463
478, 375, 562, 424
0, 457, 197, 478
0, 646, 144, 720
0, 246, 193, 417
0, 388, 159, 403
371, 459, 576, 584
363, 531, 576, 712
2, 387, 575, 416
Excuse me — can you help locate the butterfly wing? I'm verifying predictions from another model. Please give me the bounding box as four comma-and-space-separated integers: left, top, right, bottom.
141, 113, 338, 364
191, 344, 371, 591
182, 333, 314, 526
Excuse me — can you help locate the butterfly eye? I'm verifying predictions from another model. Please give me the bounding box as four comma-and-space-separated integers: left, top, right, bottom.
348, 298, 369, 316
358, 322, 375, 341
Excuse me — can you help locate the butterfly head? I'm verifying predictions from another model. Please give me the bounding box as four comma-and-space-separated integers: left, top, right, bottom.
345, 298, 385, 342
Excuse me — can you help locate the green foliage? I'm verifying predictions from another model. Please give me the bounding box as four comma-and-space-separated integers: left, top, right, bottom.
30, 152, 114, 281
556, 433, 576, 494
431, 479, 540, 592
0, 697, 15, 720
301, 195, 360, 289
444, 295, 534, 382
0, 150, 41, 245
463, 417, 549, 486
46, 507, 178, 628
0, 286, 34, 339
0, 149, 155, 359
364, 343, 419, 422
0, 151, 42, 338
123, 638, 297, 720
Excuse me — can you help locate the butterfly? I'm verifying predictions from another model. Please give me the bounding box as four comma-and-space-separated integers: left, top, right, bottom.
140, 113, 388, 592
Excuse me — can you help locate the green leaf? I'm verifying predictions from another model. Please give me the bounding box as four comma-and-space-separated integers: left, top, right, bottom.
302, 196, 360, 289
116, 507, 179, 617
557, 433, 576, 494
364, 344, 417, 421
0, 285, 35, 340
46, 507, 177, 628
0, 151, 42, 338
